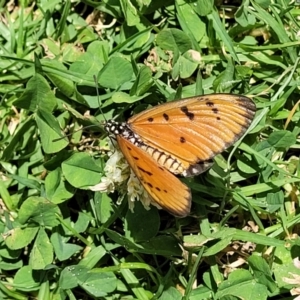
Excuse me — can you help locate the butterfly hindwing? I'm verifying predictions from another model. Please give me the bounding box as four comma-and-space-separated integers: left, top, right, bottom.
116, 135, 191, 217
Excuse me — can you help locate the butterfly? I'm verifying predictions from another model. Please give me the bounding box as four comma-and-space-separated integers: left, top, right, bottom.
104, 94, 256, 217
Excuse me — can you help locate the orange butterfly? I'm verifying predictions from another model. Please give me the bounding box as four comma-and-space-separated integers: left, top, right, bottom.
105, 94, 256, 217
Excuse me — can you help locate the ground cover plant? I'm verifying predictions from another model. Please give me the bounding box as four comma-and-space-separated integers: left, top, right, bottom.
1, 0, 300, 299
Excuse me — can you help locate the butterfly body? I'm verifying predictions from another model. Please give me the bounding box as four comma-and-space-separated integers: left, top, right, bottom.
105, 94, 256, 217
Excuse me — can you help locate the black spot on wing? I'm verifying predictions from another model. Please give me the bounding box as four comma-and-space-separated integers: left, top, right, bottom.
137, 166, 153, 176
163, 113, 169, 121
212, 108, 218, 114
147, 182, 153, 188
148, 117, 154, 122
181, 106, 188, 114
180, 137, 186, 143
206, 101, 214, 107
180, 106, 195, 120
187, 112, 194, 120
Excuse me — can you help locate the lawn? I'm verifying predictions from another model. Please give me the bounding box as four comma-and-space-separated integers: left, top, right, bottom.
0, 0, 300, 299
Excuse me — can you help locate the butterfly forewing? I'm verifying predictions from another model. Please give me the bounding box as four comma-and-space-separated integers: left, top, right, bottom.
128, 94, 256, 169
116, 135, 191, 217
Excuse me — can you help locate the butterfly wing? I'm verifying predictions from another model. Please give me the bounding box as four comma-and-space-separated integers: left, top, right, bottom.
128, 94, 255, 175
116, 135, 191, 217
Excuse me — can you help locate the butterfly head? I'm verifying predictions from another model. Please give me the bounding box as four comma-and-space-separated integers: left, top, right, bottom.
105, 120, 143, 146
104, 120, 127, 135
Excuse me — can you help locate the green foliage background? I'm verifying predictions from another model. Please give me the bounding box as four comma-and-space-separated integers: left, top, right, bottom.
0, 0, 300, 299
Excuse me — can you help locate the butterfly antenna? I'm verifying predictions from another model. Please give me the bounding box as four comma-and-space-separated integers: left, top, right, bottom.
93, 75, 107, 123
93, 76, 117, 150
53, 125, 102, 142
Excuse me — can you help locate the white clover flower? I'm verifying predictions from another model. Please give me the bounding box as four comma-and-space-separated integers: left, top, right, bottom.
89, 177, 114, 193
127, 170, 147, 212
90, 138, 156, 212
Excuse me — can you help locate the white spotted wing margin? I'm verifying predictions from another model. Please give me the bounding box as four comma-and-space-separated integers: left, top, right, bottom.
116, 135, 191, 217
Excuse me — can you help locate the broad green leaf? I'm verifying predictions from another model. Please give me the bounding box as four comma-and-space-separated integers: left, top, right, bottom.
193, 0, 213, 16
50, 232, 83, 261
60, 265, 117, 297
62, 152, 102, 188
18, 196, 61, 226
45, 168, 75, 204
172, 52, 198, 79
78, 246, 107, 269
120, 0, 140, 26
248, 256, 277, 293
125, 201, 160, 242
35, 108, 69, 154
216, 269, 268, 299
175, 0, 207, 45
43, 59, 76, 98
266, 191, 284, 213
29, 228, 53, 270
130, 65, 153, 96
156, 28, 192, 60
5, 227, 39, 250
159, 286, 182, 300
273, 245, 300, 288
13, 266, 40, 291
98, 56, 133, 89
14, 73, 57, 112
267, 130, 296, 149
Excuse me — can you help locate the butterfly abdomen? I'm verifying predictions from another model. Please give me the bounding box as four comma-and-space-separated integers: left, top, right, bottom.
140, 144, 185, 174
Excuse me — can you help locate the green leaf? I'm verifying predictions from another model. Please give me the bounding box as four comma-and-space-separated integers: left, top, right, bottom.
14, 73, 57, 112
50, 232, 83, 261
78, 246, 107, 269
35, 108, 69, 154
13, 266, 40, 291
62, 153, 103, 188
159, 286, 182, 300
18, 196, 61, 226
29, 228, 53, 270
193, 0, 213, 16
2, 118, 36, 161
5, 227, 39, 250
130, 65, 153, 96
216, 269, 268, 299
273, 245, 300, 288
111, 91, 150, 103
176, 0, 207, 46
248, 256, 277, 293
98, 56, 133, 89
45, 168, 75, 204
60, 266, 117, 297
70, 40, 110, 75
207, 9, 239, 62
120, 0, 140, 26
94, 192, 114, 224
172, 52, 199, 79
267, 130, 296, 149
266, 191, 284, 213
125, 201, 160, 242
156, 28, 192, 60
235, 0, 256, 27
